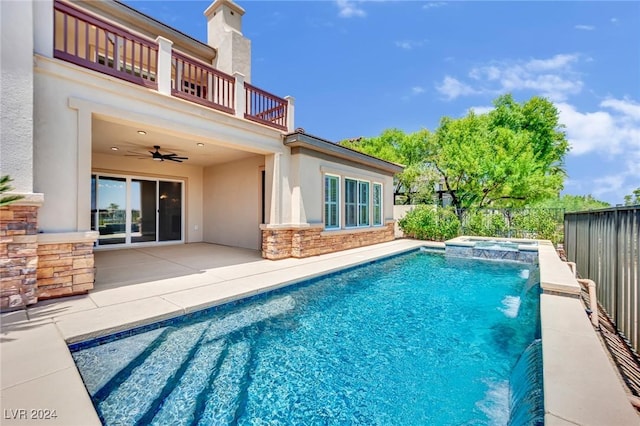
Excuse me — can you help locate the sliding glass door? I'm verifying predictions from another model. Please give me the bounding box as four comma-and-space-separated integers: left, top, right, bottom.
91, 174, 183, 247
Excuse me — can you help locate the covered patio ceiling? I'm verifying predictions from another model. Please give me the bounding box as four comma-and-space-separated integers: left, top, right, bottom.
92, 117, 264, 167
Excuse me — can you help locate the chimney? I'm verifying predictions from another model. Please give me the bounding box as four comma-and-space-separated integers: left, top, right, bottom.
204, 0, 251, 83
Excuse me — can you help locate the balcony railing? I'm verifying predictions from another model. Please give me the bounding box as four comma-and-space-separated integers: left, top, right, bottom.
54, 1, 158, 89
245, 84, 288, 131
51, 1, 292, 132
171, 50, 235, 114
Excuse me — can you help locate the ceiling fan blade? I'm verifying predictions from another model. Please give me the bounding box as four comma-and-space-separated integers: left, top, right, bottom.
167, 158, 183, 162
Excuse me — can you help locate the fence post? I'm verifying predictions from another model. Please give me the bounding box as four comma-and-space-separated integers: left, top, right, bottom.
614, 207, 620, 327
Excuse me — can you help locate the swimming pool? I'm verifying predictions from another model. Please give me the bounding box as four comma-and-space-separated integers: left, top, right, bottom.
70, 251, 540, 425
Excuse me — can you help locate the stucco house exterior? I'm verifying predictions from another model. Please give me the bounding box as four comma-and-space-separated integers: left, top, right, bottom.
0, 0, 403, 310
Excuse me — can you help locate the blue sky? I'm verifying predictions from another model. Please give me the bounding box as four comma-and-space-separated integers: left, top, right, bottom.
124, 0, 640, 205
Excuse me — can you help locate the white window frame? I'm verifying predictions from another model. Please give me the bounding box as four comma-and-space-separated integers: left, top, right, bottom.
324, 174, 340, 230
345, 178, 358, 228
358, 180, 370, 227
373, 182, 383, 226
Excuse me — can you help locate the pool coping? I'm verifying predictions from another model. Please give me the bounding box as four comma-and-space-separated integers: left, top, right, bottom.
1, 238, 638, 425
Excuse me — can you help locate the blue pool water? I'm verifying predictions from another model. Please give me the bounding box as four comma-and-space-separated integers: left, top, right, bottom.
71, 251, 540, 425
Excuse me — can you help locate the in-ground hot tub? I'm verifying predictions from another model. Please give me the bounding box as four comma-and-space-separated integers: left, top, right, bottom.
445, 236, 539, 263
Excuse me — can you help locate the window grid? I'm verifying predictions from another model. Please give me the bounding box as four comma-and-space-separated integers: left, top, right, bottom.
324, 175, 340, 229
358, 181, 370, 226
373, 183, 382, 226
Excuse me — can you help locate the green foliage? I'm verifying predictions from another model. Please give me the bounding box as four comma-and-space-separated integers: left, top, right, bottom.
530, 194, 610, 212
0, 175, 24, 207
623, 187, 640, 206
427, 94, 569, 215
398, 205, 460, 241
340, 129, 438, 204
464, 210, 508, 237
510, 209, 563, 243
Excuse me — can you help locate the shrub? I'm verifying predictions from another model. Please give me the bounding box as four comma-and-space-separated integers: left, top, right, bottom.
399, 205, 460, 241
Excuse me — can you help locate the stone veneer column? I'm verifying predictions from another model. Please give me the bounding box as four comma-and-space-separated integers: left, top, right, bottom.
0, 203, 40, 311
36, 232, 98, 299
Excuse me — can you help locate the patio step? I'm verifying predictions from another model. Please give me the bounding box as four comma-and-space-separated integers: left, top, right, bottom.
96, 322, 208, 426
196, 338, 253, 425
73, 327, 167, 396
148, 338, 227, 426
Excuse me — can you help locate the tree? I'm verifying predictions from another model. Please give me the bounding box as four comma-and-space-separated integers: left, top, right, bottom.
0, 175, 24, 207
529, 194, 610, 212
623, 187, 640, 206
340, 128, 438, 204
426, 94, 569, 218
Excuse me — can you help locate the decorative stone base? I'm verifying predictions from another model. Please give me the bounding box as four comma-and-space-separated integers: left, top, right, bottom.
261, 222, 395, 260
1, 204, 40, 311
1, 197, 98, 310
36, 241, 95, 299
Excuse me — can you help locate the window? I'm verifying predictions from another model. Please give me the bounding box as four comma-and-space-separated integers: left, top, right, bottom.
373, 183, 382, 226
324, 175, 340, 229
345, 178, 358, 227
358, 181, 370, 226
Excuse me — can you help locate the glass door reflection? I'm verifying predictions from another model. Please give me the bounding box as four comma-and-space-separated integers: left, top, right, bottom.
131, 179, 157, 243
97, 176, 126, 245
159, 181, 182, 241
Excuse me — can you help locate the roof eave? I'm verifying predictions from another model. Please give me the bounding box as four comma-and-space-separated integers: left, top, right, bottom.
283, 132, 405, 175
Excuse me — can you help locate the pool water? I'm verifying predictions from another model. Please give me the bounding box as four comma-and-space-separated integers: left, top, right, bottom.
71, 251, 540, 425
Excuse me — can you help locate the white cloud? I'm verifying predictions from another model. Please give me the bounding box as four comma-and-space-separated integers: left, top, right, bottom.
395, 40, 426, 50
611, 18, 618, 24
412, 86, 425, 95
438, 53, 584, 101
524, 53, 579, 72
557, 102, 619, 155
600, 98, 640, 121
436, 76, 480, 100
336, 0, 366, 18
574, 24, 595, 31
423, 2, 447, 10
468, 105, 494, 115
559, 99, 640, 164
559, 99, 640, 203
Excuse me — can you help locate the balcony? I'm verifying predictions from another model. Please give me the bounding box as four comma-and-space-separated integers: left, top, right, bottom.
53, 0, 290, 132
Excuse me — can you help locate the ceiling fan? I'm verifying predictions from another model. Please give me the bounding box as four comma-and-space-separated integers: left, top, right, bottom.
126, 146, 189, 163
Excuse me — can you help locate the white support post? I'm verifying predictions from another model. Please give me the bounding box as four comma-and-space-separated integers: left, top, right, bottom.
33, 0, 54, 58
285, 96, 295, 132
155, 36, 173, 95
234, 72, 245, 118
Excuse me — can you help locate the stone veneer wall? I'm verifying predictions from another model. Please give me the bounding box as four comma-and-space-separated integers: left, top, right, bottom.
36, 241, 95, 299
0, 205, 39, 310
262, 222, 395, 260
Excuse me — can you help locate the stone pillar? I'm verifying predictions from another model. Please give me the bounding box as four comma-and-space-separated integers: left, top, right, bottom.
0, 196, 43, 311
36, 232, 98, 299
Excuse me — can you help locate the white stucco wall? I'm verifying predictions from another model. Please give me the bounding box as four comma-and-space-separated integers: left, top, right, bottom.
32, 55, 284, 234
93, 153, 204, 243
203, 155, 264, 249
292, 152, 395, 227
1, 0, 34, 193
